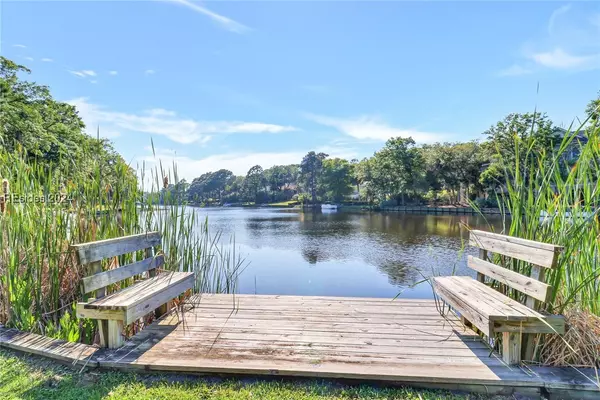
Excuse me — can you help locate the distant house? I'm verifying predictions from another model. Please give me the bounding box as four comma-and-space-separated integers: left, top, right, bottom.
553, 128, 588, 163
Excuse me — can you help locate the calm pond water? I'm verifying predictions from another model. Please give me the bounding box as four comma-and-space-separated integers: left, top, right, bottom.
192, 207, 505, 299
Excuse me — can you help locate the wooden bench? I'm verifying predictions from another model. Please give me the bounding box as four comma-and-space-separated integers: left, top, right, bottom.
432, 230, 565, 365
73, 232, 194, 349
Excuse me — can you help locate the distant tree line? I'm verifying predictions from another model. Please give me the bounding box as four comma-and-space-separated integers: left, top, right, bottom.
164, 96, 598, 207
2, 56, 597, 209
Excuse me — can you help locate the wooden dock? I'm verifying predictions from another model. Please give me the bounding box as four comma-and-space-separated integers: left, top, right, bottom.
2, 294, 599, 398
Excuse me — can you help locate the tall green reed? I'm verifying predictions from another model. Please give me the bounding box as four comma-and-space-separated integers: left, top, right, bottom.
0, 144, 244, 342
473, 118, 599, 316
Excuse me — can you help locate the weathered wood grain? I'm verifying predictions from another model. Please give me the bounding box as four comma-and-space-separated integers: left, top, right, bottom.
72, 231, 161, 265
76, 303, 125, 320
86, 272, 193, 310
0, 328, 98, 366
469, 230, 562, 268
82, 255, 165, 294
468, 255, 552, 302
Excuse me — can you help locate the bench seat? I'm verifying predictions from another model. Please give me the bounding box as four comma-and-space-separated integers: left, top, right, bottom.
433, 276, 564, 337
78, 272, 194, 325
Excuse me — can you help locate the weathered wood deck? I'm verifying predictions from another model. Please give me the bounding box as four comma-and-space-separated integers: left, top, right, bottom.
2, 294, 599, 398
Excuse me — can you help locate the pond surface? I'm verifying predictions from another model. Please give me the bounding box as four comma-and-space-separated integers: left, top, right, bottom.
192, 207, 505, 299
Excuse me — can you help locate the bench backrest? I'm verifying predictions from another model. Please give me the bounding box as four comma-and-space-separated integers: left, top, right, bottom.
468, 230, 563, 309
72, 232, 163, 296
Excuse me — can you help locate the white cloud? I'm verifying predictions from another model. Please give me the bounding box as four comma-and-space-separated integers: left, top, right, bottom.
69, 69, 97, 78
503, 6, 600, 75
24, 57, 34, 61
529, 48, 599, 69
306, 114, 447, 143
138, 145, 358, 181
548, 4, 571, 34
168, 0, 250, 34
145, 69, 155, 75
41, 58, 53, 62
90, 80, 98, 84
67, 98, 298, 144
497, 64, 533, 77
12, 44, 26, 48
147, 108, 177, 117
109, 70, 118, 75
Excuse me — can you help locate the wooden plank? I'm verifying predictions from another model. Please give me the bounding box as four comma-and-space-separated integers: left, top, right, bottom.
502, 331, 521, 365
76, 302, 125, 320
523, 265, 547, 360
125, 274, 194, 324
89, 259, 108, 347
72, 231, 161, 264
432, 277, 493, 336
174, 311, 462, 324
467, 255, 552, 303
450, 276, 542, 319
469, 230, 562, 268
180, 303, 449, 316
190, 294, 438, 303
0, 328, 98, 367
136, 329, 482, 347
493, 316, 565, 334
107, 320, 124, 349
154, 322, 478, 338
82, 255, 165, 293
88, 272, 193, 310
476, 249, 487, 283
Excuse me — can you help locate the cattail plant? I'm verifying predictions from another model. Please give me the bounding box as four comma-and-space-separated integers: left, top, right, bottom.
0, 143, 245, 343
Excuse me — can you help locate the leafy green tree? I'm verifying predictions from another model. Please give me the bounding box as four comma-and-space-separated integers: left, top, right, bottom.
585, 91, 600, 123
481, 112, 558, 188
320, 158, 353, 202
371, 137, 424, 205
299, 151, 328, 204
353, 158, 375, 203
0, 56, 132, 187
244, 165, 264, 203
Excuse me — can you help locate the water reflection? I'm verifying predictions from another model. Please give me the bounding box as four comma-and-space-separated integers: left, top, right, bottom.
191, 207, 504, 298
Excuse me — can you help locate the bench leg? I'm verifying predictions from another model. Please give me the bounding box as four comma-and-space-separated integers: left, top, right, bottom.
502, 332, 522, 365
98, 320, 109, 348
107, 320, 124, 349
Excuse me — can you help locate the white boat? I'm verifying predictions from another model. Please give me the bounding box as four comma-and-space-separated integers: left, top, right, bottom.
321, 204, 338, 211
539, 209, 596, 224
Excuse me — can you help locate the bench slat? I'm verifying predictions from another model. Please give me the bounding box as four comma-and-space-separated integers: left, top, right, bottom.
493, 316, 565, 334
450, 276, 542, 319
86, 272, 193, 310
72, 232, 162, 265
432, 277, 494, 336
469, 230, 562, 269
76, 303, 126, 321
82, 255, 165, 294
467, 256, 552, 303
125, 274, 194, 324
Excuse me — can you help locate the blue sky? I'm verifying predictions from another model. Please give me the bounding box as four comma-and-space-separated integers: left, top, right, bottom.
2, 1, 599, 180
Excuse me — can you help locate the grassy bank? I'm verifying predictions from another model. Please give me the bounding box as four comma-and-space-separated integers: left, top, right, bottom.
0, 348, 503, 400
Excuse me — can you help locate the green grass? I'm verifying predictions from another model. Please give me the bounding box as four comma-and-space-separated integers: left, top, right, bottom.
0, 349, 504, 400
267, 200, 300, 207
